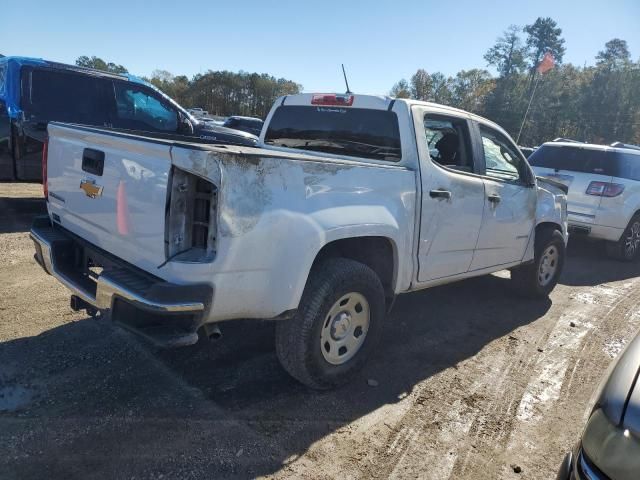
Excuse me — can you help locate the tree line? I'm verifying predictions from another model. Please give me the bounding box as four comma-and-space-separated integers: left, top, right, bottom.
391, 17, 640, 146
74, 56, 301, 119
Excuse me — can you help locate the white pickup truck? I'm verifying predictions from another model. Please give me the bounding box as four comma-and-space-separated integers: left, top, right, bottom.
31, 93, 568, 389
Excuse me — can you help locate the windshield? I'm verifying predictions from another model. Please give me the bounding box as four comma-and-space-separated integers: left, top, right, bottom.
264, 105, 402, 161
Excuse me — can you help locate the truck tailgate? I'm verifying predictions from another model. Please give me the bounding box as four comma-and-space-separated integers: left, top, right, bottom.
46, 124, 172, 272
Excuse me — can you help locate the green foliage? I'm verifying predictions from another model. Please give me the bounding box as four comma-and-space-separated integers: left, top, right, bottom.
523, 17, 566, 68
390, 79, 411, 99
149, 69, 301, 119
390, 18, 639, 147
484, 25, 527, 78
75, 56, 128, 74
596, 39, 631, 70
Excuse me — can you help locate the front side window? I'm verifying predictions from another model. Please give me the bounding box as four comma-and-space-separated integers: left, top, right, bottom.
113, 83, 178, 132
424, 115, 475, 173
264, 106, 401, 161
480, 126, 528, 182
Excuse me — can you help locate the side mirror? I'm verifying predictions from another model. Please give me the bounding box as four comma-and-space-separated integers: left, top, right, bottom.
178, 113, 194, 136
0, 100, 6, 116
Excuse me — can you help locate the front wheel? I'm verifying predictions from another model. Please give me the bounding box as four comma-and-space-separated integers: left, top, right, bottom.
511, 228, 565, 298
606, 214, 640, 262
275, 258, 385, 390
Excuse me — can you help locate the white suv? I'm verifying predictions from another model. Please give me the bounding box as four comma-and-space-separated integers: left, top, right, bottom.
530, 141, 640, 261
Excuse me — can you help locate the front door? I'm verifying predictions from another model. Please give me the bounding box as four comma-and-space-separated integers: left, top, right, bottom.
415, 109, 486, 282
470, 123, 537, 271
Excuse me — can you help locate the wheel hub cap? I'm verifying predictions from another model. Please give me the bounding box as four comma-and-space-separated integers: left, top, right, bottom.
320, 292, 370, 365
330, 312, 352, 341
538, 245, 558, 287
624, 222, 640, 257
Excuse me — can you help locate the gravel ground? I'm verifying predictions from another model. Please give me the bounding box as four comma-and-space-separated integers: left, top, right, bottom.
1, 182, 640, 479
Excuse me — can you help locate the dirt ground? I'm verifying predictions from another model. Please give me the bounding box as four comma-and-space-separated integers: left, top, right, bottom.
1, 182, 640, 480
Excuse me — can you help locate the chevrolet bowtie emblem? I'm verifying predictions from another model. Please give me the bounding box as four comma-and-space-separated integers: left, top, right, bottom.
80, 179, 103, 198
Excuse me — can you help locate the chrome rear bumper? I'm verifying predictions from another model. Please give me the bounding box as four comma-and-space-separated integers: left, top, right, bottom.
30, 216, 212, 347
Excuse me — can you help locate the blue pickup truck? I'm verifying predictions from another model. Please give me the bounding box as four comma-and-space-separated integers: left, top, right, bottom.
0, 57, 258, 181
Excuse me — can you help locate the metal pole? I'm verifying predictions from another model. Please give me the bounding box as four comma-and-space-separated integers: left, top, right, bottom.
516, 74, 541, 145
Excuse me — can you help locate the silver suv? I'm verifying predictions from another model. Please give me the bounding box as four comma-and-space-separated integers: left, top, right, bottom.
530, 141, 640, 261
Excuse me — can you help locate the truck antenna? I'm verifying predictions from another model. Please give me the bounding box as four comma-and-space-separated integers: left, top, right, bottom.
341, 64, 352, 94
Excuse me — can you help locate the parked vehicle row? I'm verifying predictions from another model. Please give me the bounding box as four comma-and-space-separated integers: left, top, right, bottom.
31, 92, 568, 390
0, 57, 259, 181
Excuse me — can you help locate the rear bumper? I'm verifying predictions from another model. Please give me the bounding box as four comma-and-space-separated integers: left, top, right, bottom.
568, 220, 623, 242
30, 216, 213, 347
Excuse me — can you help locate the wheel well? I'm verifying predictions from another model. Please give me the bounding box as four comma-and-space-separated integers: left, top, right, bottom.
312, 237, 396, 304
536, 221, 562, 235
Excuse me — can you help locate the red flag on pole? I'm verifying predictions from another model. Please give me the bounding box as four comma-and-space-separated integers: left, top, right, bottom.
537, 52, 555, 74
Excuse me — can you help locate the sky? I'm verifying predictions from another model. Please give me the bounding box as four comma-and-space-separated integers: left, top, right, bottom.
2, 0, 639, 95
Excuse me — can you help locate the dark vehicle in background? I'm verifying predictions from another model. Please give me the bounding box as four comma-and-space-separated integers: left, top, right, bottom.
223, 115, 264, 136
557, 331, 640, 480
0, 57, 257, 181
519, 146, 536, 158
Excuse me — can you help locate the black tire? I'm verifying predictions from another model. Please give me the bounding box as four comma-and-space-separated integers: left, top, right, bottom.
606, 214, 640, 262
275, 258, 385, 390
511, 228, 565, 298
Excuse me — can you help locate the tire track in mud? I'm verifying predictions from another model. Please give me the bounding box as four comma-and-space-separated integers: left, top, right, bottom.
361, 275, 640, 480
498, 278, 640, 478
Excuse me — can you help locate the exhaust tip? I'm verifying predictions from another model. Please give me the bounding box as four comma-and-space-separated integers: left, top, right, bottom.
204, 324, 222, 341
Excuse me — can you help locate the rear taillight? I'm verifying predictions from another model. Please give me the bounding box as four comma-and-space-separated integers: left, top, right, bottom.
42, 139, 49, 200
165, 168, 218, 263
586, 181, 625, 197
311, 94, 354, 106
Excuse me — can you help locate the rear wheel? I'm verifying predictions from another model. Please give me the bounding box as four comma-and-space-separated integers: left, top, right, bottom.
606, 214, 640, 262
511, 228, 565, 298
275, 258, 385, 390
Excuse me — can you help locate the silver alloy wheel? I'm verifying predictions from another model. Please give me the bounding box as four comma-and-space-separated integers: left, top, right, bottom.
320, 292, 370, 365
624, 221, 640, 258
538, 245, 559, 287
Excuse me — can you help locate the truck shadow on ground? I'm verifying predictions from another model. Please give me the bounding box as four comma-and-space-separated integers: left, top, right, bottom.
0, 196, 46, 234
0, 272, 553, 479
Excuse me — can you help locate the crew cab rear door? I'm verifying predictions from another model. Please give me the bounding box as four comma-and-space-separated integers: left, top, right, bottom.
469, 122, 536, 270
413, 107, 485, 282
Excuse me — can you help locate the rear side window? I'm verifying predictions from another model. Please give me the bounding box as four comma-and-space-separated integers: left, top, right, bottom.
264, 106, 401, 161
529, 145, 640, 180
611, 152, 640, 181
22, 68, 110, 125
529, 145, 609, 174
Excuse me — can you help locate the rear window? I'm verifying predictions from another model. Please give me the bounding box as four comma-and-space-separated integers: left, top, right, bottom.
264, 105, 401, 161
529, 145, 640, 180
22, 68, 111, 125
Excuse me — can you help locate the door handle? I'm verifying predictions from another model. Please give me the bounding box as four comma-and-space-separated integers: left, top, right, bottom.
429, 189, 452, 200
488, 193, 501, 204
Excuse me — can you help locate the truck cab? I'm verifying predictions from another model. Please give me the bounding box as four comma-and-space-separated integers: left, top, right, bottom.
0, 57, 257, 181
